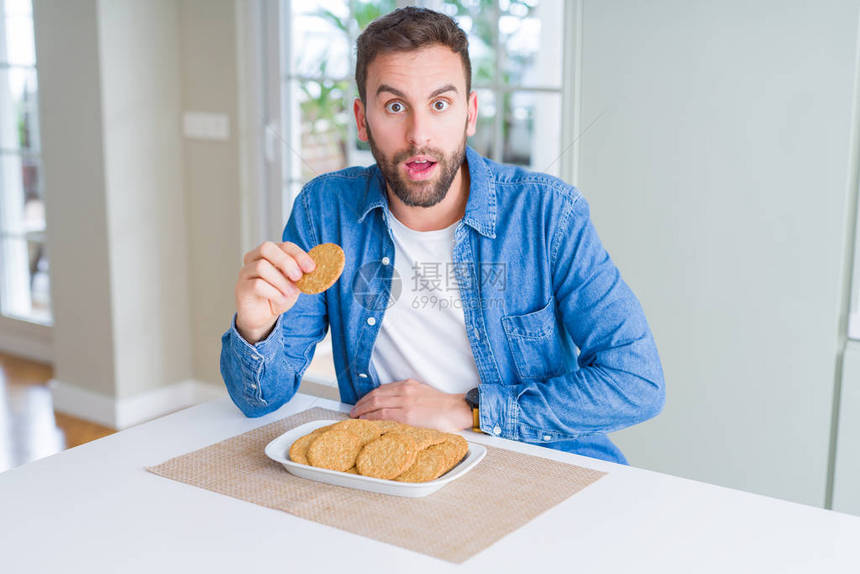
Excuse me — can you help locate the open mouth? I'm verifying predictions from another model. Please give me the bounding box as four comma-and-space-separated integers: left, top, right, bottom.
404, 159, 438, 180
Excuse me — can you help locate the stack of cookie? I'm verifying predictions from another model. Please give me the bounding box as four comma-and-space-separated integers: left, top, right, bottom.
289, 419, 469, 482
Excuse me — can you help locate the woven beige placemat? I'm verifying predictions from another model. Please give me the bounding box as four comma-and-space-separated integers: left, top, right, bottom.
146, 407, 606, 563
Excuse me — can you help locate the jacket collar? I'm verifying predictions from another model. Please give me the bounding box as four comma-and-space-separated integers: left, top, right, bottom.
357, 145, 497, 239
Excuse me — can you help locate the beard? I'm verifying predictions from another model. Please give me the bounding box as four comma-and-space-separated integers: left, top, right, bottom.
365, 122, 468, 208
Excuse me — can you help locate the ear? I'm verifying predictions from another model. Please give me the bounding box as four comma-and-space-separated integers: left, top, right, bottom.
465, 90, 478, 138
354, 98, 369, 142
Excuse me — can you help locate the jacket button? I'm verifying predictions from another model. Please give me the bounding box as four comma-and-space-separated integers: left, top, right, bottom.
367, 317, 376, 326
381, 256, 390, 265
493, 426, 502, 436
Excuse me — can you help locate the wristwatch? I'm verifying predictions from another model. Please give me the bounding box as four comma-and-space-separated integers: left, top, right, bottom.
464, 387, 481, 432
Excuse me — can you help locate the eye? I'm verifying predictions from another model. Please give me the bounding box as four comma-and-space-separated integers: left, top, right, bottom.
432, 99, 450, 111
385, 101, 405, 113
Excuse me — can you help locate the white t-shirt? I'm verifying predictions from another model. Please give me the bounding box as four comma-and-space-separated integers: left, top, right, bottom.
369, 213, 481, 394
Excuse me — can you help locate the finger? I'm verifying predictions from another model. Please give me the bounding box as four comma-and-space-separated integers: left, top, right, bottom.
351, 383, 404, 413
247, 277, 290, 306
258, 242, 304, 281
358, 408, 405, 422
350, 393, 378, 417
245, 259, 296, 298
279, 242, 316, 273
242, 243, 265, 266
243, 240, 283, 266
351, 393, 406, 418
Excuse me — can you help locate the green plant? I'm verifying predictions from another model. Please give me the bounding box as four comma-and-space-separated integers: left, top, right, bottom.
299, 58, 350, 141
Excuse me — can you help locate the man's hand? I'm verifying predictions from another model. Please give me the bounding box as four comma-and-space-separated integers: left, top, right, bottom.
234, 241, 316, 344
349, 379, 473, 432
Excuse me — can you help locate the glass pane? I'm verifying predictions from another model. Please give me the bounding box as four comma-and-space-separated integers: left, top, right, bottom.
20, 154, 41, 226
350, 0, 397, 32
292, 1, 352, 79
0, 236, 51, 324
436, 0, 496, 85
348, 137, 376, 168
0, 153, 42, 234
3, 0, 31, 17
468, 88, 495, 158
502, 90, 561, 177
500, 0, 562, 88
0, 68, 39, 152
295, 77, 352, 182
2, 2, 35, 67
291, 1, 400, 80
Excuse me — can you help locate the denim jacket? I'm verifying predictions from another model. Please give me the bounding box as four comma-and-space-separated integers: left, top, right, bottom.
220, 146, 665, 464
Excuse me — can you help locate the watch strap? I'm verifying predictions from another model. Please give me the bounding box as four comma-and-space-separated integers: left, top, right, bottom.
465, 387, 481, 432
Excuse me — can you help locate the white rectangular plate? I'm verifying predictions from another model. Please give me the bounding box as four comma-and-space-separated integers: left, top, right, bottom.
265, 419, 487, 498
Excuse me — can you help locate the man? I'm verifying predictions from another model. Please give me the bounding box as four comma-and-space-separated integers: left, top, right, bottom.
220, 7, 664, 464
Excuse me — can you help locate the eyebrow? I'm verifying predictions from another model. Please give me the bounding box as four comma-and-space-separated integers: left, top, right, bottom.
375, 83, 459, 100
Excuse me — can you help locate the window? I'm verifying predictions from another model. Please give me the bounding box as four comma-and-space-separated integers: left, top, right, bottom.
284, 0, 564, 193
278, 0, 567, 383
425, 0, 564, 175
0, 0, 50, 325
284, 0, 393, 203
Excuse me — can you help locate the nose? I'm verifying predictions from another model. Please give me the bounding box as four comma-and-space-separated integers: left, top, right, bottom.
406, 108, 431, 148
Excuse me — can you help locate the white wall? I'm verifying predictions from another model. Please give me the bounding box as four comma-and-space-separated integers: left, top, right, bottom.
583, 0, 860, 508
833, 340, 860, 513
179, 0, 243, 388
97, 0, 193, 399
33, 0, 117, 396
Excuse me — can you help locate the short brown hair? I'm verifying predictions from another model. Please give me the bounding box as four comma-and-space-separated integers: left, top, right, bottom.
355, 6, 471, 103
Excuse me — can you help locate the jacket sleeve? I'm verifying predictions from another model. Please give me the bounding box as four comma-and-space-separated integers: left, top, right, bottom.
478, 192, 665, 440
219, 191, 329, 417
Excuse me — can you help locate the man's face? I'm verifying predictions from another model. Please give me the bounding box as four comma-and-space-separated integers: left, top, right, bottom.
354, 44, 478, 208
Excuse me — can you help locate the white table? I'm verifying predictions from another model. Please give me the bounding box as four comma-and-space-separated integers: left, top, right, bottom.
1, 393, 858, 573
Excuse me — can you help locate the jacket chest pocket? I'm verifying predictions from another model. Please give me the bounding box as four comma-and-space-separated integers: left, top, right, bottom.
501, 296, 567, 381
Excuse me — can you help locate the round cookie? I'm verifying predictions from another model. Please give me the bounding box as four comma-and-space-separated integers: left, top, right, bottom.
355, 432, 418, 479
397, 434, 469, 482
437, 433, 469, 478
306, 429, 363, 472
330, 419, 383, 445
399, 426, 447, 450
288, 424, 335, 465
373, 420, 403, 434
395, 443, 449, 483
442, 432, 469, 457
295, 243, 345, 294
437, 434, 469, 475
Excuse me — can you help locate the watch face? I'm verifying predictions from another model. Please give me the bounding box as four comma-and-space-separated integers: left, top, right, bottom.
465, 387, 479, 409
